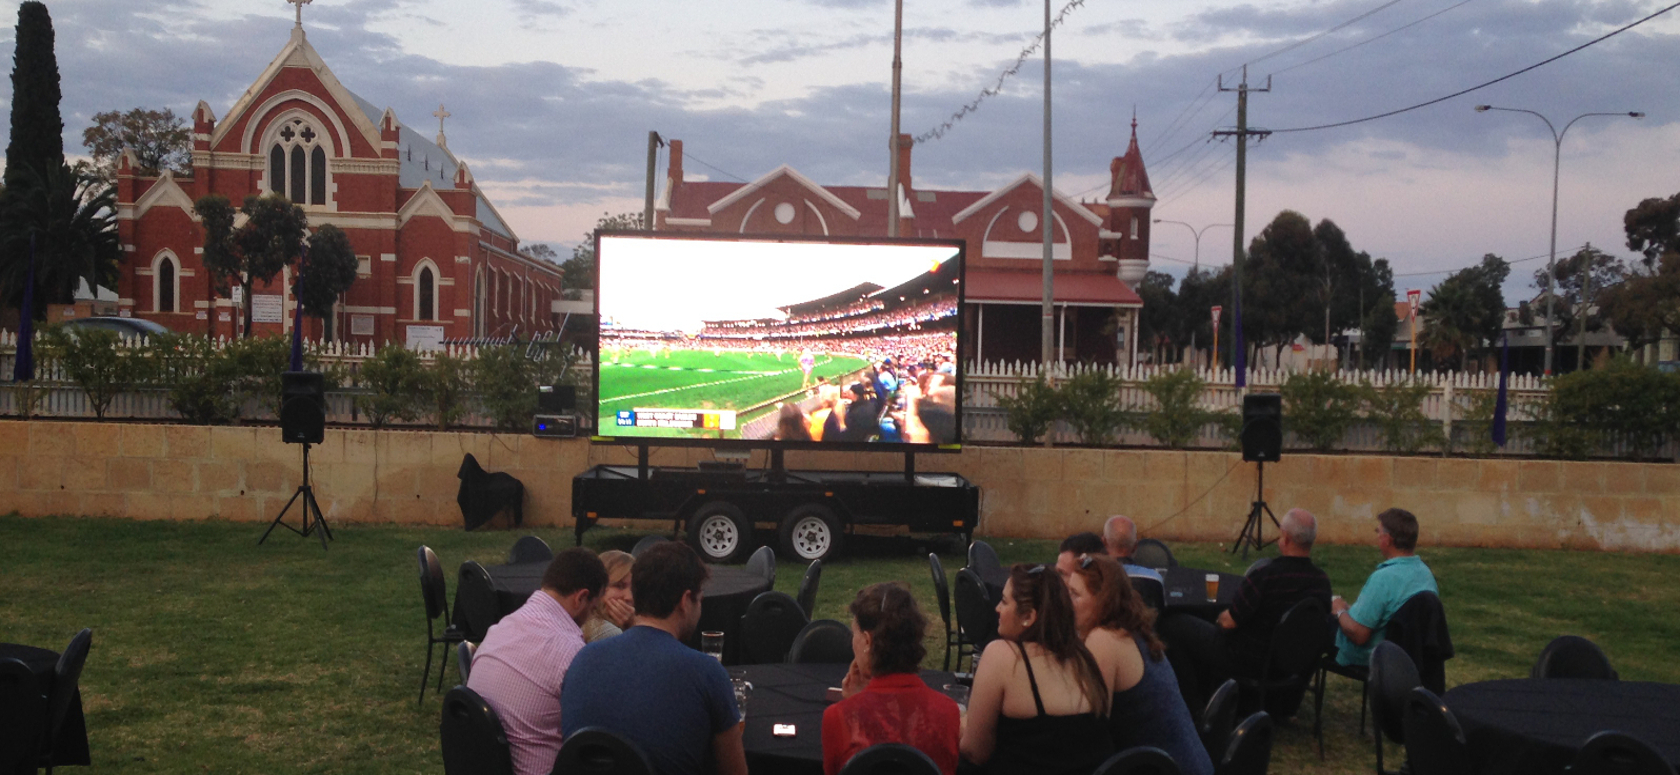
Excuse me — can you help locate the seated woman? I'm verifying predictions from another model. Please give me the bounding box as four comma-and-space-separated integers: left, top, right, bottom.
1069, 555, 1213, 775
822, 583, 960, 775
961, 564, 1113, 775
581, 550, 633, 642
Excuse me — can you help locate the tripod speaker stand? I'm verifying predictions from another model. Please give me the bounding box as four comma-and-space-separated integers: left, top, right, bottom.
260, 371, 332, 549
1232, 393, 1283, 558
1232, 461, 1278, 558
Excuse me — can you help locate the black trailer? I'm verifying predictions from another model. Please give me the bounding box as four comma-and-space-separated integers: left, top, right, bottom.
572, 451, 978, 563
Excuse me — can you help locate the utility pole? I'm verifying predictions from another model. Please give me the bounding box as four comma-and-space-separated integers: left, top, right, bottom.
1213, 66, 1269, 387
1040, 0, 1055, 374
643, 131, 662, 230
887, 0, 904, 238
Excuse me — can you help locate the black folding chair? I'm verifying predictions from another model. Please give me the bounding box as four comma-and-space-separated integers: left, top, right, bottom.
789, 619, 854, 664
1199, 679, 1239, 763
1129, 573, 1166, 611
1368, 641, 1420, 775
1401, 687, 1473, 775
1234, 598, 1330, 753
1243, 558, 1272, 576
967, 540, 1006, 587
837, 742, 941, 775
1092, 746, 1181, 775
630, 535, 665, 558
507, 535, 553, 564
455, 560, 500, 645
35, 628, 91, 775
952, 568, 997, 657
739, 591, 809, 664
457, 641, 478, 686
746, 545, 777, 587
552, 726, 656, 775
928, 553, 971, 671
440, 685, 514, 775
1133, 538, 1176, 569
0, 657, 46, 775
1532, 635, 1618, 680
1216, 711, 1273, 775
419, 547, 468, 703
1569, 731, 1676, 775
796, 560, 823, 619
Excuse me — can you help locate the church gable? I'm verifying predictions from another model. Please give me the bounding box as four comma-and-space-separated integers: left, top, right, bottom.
132, 171, 198, 220
210, 29, 383, 159
706, 165, 861, 229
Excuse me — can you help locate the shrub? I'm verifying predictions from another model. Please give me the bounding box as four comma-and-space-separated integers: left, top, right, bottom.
1362, 379, 1443, 454
1279, 369, 1362, 451
1523, 388, 1596, 460
39, 325, 148, 419
1137, 368, 1210, 448
424, 351, 472, 431
356, 344, 425, 428
1449, 389, 1503, 457
993, 376, 1059, 445
474, 345, 541, 431
1549, 358, 1680, 460
1058, 367, 1129, 446
148, 334, 242, 425
219, 334, 290, 418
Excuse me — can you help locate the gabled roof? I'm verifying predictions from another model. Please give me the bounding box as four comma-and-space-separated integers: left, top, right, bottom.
133, 171, 197, 220
212, 27, 383, 155
950, 173, 1103, 227
706, 164, 862, 220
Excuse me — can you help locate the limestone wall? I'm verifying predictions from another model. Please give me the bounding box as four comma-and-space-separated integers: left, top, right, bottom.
3, 420, 1676, 553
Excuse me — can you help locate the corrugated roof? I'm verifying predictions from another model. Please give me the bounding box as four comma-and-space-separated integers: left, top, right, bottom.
346, 89, 513, 240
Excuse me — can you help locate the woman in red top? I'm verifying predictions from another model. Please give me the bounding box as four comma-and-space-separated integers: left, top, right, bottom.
822, 582, 961, 775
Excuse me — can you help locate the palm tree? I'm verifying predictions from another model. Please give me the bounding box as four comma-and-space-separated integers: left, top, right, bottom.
0, 163, 120, 314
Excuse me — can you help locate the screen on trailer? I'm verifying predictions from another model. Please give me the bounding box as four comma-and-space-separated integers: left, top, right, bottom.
594, 233, 964, 448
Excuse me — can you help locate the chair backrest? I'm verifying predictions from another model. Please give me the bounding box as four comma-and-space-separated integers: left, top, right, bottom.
551, 726, 656, 775
746, 545, 777, 587
1243, 558, 1271, 577
1200, 679, 1239, 761
419, 546, 449, 621
457, 641, 477, 685
440, 685, 515, 775
739, 591, 810, 664
1385, 591, 1454, 695
1218, 711, 1274, 775
1263, 597, 1330, 680
967, 540, 1004, 584
1132, 539, 1176, 569
796, 560, 823, 618
1091, 746, 1182, 775
1531, 635, 1618, 680
1570, 731, 1677, 775
1368, 641, 1421, 746
456, 561, 500, 643
837, 742, 942, 775
1129, 574, 1166, 611
0, 658, 47, 774
47, 628, 92, 745
1402, 687, 1473, 775
507, 535, 553, 565
630, 535, 665, 558
788, 619, 855, 664
928, 554, 952, 628
952, 568, 997, 650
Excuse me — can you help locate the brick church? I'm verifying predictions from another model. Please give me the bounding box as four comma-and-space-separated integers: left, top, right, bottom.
655, 122, 1157, 366
114, 17, 563, 346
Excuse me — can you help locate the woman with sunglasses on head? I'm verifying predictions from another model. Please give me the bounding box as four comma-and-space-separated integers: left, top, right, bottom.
1068, 554, 1212, 775
960, 564, 1113, 775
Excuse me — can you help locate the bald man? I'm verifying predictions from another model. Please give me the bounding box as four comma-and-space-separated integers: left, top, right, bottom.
1103, 514, 1138, 564
1158, 508, 1333, 714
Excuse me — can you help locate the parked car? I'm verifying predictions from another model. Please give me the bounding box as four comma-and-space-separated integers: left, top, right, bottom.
60, 316, 171, 340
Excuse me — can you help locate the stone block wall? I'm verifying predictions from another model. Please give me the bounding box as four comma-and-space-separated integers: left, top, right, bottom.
3, 420, 1676, 553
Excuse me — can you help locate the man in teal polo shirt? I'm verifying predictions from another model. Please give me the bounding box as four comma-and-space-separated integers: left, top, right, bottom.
1331, 507, 1438, 667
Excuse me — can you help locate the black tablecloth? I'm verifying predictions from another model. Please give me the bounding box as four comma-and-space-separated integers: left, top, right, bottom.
738, 663, 958, 775
0, 643, 91, 769
1160, 567, 1241, 619
1445, 679, 1680, 775
452, 561, 771, 664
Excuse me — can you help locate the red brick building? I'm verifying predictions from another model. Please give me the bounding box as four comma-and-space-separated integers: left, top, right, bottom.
656, 121, 1157, 365
114, 23, 562, 346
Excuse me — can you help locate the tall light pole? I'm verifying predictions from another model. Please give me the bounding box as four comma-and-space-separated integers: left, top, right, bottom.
1152, 219, 1232, 269
1474, 105, 1644, 375
1039, 0, 1055, 374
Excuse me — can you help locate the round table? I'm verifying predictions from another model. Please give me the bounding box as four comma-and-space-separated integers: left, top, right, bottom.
1159, 567, 1241, 620
0, 643, 91, 768
737, 662, 958, 775
1444, 679, 1680, 775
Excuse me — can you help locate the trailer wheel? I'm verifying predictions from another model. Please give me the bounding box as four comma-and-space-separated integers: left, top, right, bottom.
779, 503, 842, 562
688, 501, 750, 564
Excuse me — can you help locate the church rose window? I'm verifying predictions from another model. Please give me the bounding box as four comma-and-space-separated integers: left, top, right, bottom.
268, 117, 329, 206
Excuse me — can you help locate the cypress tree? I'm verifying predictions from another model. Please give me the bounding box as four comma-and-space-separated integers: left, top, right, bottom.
4, 1, 64, 191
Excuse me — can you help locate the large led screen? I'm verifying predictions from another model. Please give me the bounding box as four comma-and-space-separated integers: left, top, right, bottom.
593, 232, 964, 449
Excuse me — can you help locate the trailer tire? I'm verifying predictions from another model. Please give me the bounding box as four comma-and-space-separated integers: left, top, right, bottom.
687, 501, 751, 564
779, 503, 842, 562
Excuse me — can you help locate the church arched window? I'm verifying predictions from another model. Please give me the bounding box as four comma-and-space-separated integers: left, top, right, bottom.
267, 116, 329, 206
415, 263, 437, 321
154, 252, 179, 313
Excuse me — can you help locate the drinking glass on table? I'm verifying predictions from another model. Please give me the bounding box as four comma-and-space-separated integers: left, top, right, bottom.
943, 684, 970, 734
730, 670, 754, 721
702, 631, 725, 661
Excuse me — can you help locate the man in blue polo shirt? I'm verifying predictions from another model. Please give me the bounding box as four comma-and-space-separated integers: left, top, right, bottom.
560, 541, 746, 775
1331, 507, 1438, 667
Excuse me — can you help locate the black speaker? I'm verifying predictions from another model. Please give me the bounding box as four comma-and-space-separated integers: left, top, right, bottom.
281, 371, 326, 445
537, 385, 576, 413
1241, 393, 1283, 463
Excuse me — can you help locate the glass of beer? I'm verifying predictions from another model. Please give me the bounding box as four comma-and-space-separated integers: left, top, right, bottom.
1204, 573, 1220, 602
702, 631, 725, 661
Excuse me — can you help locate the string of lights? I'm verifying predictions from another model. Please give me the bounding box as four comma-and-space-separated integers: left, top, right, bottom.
913, 0, 1088, 144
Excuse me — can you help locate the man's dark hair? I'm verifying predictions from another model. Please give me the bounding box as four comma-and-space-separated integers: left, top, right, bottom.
1059, 531, 1105, 556
542, 547, 608, 598
1378, 508, 1420, 552
631, 541, 709, 618
849, 582, 928, 676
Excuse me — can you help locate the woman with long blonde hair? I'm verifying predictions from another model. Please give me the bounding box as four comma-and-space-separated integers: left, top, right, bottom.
581, 550, 633, 642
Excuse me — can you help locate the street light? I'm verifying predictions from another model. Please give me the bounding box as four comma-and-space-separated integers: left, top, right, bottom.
1152, 219, 1232, 270
1474, 105, 1644, 375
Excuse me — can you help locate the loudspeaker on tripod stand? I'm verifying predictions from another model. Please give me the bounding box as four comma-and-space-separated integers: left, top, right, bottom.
281, 371, 326, 445
1240, 393, 1283, 463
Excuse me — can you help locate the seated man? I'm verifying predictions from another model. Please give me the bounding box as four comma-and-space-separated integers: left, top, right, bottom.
1053, 531, 1106, 578
466, 547, 607, 775
1104, 514, 1139, 565
1332, 507, 1439, 667
561, 541, 747, 775
1158, 508, 1332, 713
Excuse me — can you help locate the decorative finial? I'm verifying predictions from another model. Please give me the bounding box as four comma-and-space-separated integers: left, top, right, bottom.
433, 103, 451, 148
287, 0, 312, 28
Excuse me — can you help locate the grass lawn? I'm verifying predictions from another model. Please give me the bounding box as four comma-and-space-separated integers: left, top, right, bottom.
2, 514, 1677, 774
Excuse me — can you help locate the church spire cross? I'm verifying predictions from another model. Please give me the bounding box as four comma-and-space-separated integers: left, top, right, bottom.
434, 103, 452, 148
287, 0, 312, 27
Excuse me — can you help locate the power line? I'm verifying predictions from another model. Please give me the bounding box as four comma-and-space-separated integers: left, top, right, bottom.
1269, 0, 1475, 77
1268, 1, 1680, 134
682, 151, 746, 183
1246, 0, 1409, 67
1391, 246, 1579, 277
914, 0, 1089, 144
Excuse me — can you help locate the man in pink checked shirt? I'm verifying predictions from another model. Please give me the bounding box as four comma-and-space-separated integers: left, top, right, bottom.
466, 547, 607, 775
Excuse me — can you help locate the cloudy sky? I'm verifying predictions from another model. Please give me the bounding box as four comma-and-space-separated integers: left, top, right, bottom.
7, 0, 1678, 302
